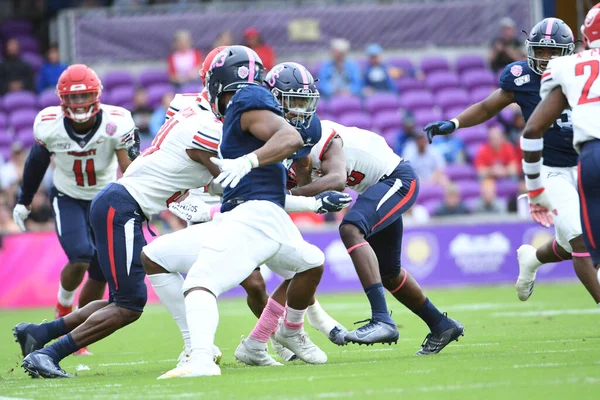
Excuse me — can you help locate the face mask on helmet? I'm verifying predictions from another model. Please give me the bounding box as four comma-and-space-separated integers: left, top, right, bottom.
59, 90, 100, 123
272, 88, 319, 129
526, 41, 574, 74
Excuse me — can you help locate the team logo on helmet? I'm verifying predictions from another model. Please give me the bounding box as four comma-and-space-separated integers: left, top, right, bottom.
510, 65, 523, 77
105, 122, 117, 136
237, 66, 250, 80
585, 8, 600, 27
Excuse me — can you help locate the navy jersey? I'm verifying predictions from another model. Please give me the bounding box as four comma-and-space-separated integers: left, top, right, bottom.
500, 60, 577, 167
219, 85, 287, 209
289, 114, 322, 161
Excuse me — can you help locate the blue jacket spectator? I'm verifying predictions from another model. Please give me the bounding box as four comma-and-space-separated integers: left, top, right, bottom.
318, 38, 363, 98
37, 46, 67, 93
363, 44, 395, 94
431, 135, 466, 164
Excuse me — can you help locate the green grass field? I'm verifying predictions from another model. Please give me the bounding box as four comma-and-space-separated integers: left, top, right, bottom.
1, 282, 599, 400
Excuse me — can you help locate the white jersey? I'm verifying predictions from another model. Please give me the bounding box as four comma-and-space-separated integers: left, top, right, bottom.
541, 49, 600, 150
166, 93, 204, 120
310, 120, 401, 194
118, 97, 222, 217
34, 104, 134, 200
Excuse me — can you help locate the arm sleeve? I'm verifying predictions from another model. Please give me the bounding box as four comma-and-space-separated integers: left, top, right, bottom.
17, 143, 51, 205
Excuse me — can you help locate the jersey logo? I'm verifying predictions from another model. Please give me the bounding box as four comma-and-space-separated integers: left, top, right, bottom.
56, 143, 71, 150
96, 138, 106, 144
105, 122, 117, 136
514, 75, 530, 86
511, 65, 523, 77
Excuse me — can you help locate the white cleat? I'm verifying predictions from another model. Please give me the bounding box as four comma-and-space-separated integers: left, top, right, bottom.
234, 337, 283, 366
274, 321, 327, 365
270, 335, 297, 362
516, 245, 542, 301
176, 345, 222, 369
157, 362, 221, 379
212, 345, 223, 365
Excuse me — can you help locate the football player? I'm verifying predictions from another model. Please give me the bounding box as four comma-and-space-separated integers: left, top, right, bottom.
12, 64, 138, 356
520, 3, 600, 284
424, 18, 600, 305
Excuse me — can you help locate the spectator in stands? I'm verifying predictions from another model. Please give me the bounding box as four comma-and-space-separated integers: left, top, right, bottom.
213, 30, 234, 48
243, 28, 276, 71
0, 192, 20, 233
0, 142, 26, 193
395, 111, 418, 155
26, 190, 54, 232
363, 43, 395, 95
472, 178, 506, 214
402, 131, 448, 185
131, 88, 154, 137
150, 92, 175, 137
319, 38, 363, 98
403, 204, 430, 225
37, 45, 68, 93
474, 125, 519, 180
0, 38, 35, 94
508, 179, 527, 215
431, 134, 466, 164
489, 17, 525, 72
167, 30, 203, 87
434, 183, 470, 217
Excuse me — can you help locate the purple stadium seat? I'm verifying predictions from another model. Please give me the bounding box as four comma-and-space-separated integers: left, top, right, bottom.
387, 57, 414, 72
16, 36, 39, 53
457, 180, 481, 200
495, 179, 519, 198
420, 57, 450, 75
425, 71, 460, 93
328, 96, 362, 116
484, 116, 500, 127
418, 183, 445, 202
422, 199, 442, 215
444, 164, 477, 181
102, 71, 135, 91
138, 69, 170, 88
398, 90, 434, 111
338, 112, 372, 130
462, 69, 496, 90
466, 142, 483, 161
470, 86, 495, 103
317, 98, 330, 114
444, 106, 466, 120
107, 86, 135, 108
0, 133, 12, 147
455, 126, 488, 146
499, 106, 516, 123
318, 113, 335, 123
3, 91, 37, 112
16, 127, 35, 148
0, 145, 11, 161
38, 89, 60, 109
147, 84, 176, 108
414, 109, 442, 128
435, 88, 470, 111
179, 82, 203, 94
372, 110, 400, 132
395, 77, 426, 93
9, 109, 37, 132
364, 93, 399, 114
455, 55, 486, 74
1, 20, 33, 37
0, 112, 6, 129
21, 52, 44, 72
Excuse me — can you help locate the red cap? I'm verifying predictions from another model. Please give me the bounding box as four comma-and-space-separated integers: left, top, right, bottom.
244, 27, 260, 38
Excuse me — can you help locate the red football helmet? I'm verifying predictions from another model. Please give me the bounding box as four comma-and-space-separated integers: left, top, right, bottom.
199, 46, 228, 86
582, 3, 600, 49
56, 64, 103, 123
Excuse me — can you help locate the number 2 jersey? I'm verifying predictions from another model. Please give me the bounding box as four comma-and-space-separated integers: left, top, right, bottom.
540, 49, 600, 151
310, 120, 401, 194
33, 104, 135, 200
118, 95, 221, 217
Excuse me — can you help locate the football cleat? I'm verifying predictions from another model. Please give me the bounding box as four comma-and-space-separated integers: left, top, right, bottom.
270, 336, 297, 362
157, 362, 221, 379
416, 315, 465, 356
235, 337, 283, 366
274, 321, 327, 364
54, 303, 72, 320
177, 345, 222, 368
73, 346, 92, 356
345, 319, 399, 346
22, 352, 72, 379
13, 323, 44, 357
212, 345, 222, 365
328, 324, 349, 346
516, 244, 541, 301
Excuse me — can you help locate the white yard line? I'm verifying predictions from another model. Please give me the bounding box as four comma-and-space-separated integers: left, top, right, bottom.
492, 308, 600, 317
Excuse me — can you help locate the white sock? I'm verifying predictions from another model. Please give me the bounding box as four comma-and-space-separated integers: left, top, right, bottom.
57, 283, 76, 307
148, 273, 190, 350
307, 300, 338, 335
185, 290, 218, 364
282, 305, 306, 335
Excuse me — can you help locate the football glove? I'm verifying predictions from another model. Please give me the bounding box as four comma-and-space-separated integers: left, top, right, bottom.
168, 196, 217, 223
12, 204, 30, 232
315, 191, 353, 214
210, 154, 258, 189
522, 190, 557, 228
423, 120, 457, 144
126, 128, 141, 161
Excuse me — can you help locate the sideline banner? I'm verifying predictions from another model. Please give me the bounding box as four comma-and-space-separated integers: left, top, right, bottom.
0, 221, 573, 308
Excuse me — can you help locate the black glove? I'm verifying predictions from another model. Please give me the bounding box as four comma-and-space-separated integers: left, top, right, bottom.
423, 120, 457, 144
126, 127, 141, 161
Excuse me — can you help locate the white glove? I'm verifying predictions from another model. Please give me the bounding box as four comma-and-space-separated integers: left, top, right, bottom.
168, 196, 217, 223
13, 204, 30, 232
524, 189, 557, 228
207, 180, 223, 196
210, 153, 259, 189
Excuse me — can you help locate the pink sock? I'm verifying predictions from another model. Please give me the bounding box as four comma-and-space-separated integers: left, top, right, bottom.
283, 305, 305, 330
249, 298, 284, 343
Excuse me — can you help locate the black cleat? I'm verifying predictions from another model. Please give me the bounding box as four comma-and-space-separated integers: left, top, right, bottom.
416, 315, 465, 356
13, 323, 44, 357
345, 319, 399, 345
22, 352, 72, 379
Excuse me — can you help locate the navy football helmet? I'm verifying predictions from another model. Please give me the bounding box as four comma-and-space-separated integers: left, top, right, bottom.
525, 18, 575, 75
205, 45, 265, 118
263, 62, 320, 129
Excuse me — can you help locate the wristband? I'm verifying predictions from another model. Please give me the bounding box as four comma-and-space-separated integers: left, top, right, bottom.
525, 175, 543, 191
450, 118, 460, 130
520, 136, 544, 152
522, 158, 543, 175
246, 152, 259, 168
